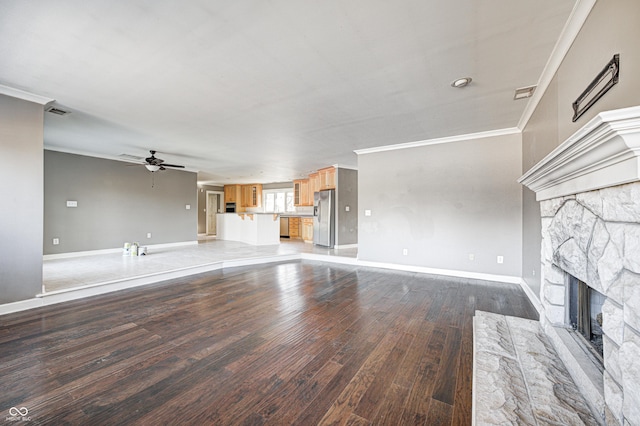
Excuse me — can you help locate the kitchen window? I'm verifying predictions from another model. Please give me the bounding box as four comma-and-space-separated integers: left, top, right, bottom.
263, 190, 295, 213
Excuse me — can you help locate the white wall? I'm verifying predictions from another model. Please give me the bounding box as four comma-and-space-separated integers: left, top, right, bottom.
358, 132, 523, 277
0, 94, 44, 303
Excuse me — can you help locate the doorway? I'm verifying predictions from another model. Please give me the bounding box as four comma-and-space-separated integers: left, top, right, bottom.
206, 191, 223, 235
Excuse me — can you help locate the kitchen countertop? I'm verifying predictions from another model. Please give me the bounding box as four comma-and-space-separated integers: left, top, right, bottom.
279, 214, 314, 218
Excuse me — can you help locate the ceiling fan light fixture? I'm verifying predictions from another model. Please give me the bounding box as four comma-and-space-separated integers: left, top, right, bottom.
145, 164, 161, 172
451, 77, 472, 88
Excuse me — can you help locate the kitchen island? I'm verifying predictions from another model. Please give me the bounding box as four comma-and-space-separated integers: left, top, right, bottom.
216, 213, 280, 245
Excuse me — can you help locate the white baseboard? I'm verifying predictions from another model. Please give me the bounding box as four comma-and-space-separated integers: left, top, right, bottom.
302, 254, 521, 285
0, 298, 45, 315
43, 240, 198, 260
334, 244, 358, 250
352, 258, 522, 285
223, 254, 301, 269
4, 254, 524, 315
518, 278, 543, 315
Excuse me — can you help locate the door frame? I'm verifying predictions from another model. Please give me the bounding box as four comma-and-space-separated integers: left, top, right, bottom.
206, 191, 224, 235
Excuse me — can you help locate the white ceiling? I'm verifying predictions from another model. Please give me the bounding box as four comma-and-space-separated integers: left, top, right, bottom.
0, 0, 577, 185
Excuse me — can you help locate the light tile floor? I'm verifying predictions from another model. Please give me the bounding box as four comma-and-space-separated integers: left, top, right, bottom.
43, 238, 358, 293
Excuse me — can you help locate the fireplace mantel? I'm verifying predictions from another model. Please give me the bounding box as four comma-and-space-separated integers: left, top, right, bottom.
519, 106, 640, 201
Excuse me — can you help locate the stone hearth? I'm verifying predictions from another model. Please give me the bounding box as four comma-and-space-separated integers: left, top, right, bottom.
520, 106, 640, 425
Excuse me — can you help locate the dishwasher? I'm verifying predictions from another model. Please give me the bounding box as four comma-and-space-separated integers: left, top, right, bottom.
279, 217, 289, 238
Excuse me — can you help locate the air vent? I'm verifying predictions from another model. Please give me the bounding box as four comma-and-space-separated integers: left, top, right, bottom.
118, 154, 144, 162
514, 85, 536, 100
45, 106, 70, 115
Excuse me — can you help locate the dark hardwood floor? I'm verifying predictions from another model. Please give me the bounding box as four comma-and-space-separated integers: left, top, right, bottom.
0, 261, 537, 425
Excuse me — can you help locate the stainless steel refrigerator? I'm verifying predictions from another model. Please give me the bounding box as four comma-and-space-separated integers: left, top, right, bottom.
313, 189, 335, 247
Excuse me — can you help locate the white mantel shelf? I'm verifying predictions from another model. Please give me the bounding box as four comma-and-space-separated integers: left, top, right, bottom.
519, 106, 640, 201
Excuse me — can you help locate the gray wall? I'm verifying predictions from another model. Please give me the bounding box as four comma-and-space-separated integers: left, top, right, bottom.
0, 94, 44, 303
197, 184, 223, 234
358, 132, 523, 277
335, 168, 358, 246
522, 0, 640, 295
44, 150, 198, 254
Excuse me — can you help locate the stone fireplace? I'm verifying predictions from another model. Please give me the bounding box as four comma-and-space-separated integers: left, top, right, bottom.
520, 106, 640, 425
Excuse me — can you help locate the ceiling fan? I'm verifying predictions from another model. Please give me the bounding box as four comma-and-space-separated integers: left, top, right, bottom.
143, 150, 185, 172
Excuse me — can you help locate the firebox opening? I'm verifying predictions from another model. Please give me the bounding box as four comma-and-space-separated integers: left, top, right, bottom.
568, 274, 604, 361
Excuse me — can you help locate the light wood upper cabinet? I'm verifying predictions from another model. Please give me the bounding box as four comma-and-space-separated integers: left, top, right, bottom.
293, 180, 302, 206
225, 184, 262, 209
242, 184, 262, 208
318, 166, 335, 190
297, 167, 334, 206
309, 172, 320, 195
294, 179, 311, 206
224, 185, 241, 203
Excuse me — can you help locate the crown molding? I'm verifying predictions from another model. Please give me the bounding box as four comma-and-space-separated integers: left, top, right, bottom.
354, 127, 520, 155
333, 163, 358, 170
519, 106, 640, 201
517, 0, 597, 130
0, 84, 54, 106
44, 146, 200, 173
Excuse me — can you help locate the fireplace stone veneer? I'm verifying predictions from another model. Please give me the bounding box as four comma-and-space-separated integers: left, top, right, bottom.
520, 106, 640, 425
540, 184, 640, 424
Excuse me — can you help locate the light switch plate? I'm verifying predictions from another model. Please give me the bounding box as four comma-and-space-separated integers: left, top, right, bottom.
365, 209, 371, 216
185, 204, 191, 210
66, 200, 78, 207
345, 206, 350, 212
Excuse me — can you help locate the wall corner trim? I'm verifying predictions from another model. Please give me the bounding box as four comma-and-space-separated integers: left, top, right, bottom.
517, 0, 597, 130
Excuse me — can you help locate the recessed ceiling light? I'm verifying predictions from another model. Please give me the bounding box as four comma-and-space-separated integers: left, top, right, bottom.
514, 85, 536, 100
451, 77, 472, 88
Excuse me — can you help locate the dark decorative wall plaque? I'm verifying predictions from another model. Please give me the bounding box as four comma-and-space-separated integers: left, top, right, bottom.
572, 54, 619, 122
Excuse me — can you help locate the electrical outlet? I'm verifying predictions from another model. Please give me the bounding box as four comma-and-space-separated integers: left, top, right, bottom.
532, 269, 536, 276
497, 255, 504, 264
469, 253, 475, 261
402, 248, 408, 256
53, 238, 59, 245
185, 204, 191, 210
147, 233, 152, 239
345, 206, 350, 212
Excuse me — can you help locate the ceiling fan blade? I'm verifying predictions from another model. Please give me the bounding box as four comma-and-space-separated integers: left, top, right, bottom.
161, 163, 185, 168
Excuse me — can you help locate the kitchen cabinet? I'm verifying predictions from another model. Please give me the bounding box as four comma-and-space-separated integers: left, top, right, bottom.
224, 185, 241, 203
301, 218, 314, 242
318, 166, 335, 190
309, 172, 320, 195
294, 179, 311, 206
289, 217, 300, 238
242, 184, 262, 208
